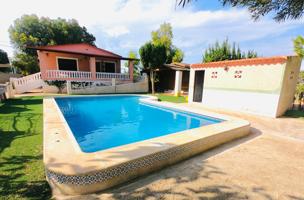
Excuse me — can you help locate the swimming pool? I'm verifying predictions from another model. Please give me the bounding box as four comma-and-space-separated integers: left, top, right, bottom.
55, 96, 223, 152
44, 95, 250, 195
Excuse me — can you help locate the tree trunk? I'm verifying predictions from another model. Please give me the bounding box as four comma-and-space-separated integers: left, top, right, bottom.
150, 69, 155, 94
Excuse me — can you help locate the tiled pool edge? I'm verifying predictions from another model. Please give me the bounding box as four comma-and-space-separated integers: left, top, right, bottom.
43, 95, 250, 195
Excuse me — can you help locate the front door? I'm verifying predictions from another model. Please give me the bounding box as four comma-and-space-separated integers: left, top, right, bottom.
193, 70, 205, 102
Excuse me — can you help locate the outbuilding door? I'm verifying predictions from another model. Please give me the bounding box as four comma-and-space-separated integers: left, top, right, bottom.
193, 70, 205, 102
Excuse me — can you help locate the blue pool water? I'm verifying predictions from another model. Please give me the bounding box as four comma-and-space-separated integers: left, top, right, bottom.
55, 96, 223, 153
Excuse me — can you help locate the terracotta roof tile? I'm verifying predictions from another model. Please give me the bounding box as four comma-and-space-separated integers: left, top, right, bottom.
191, 56, 288, 69
29, 43, 122, 58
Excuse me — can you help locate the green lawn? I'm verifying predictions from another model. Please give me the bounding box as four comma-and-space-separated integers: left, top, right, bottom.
154, 93, 187, 103
0, 96, 51, 200
284, 110, 304, 119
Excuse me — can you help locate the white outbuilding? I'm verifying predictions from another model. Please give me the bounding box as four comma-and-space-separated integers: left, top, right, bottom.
188, 56, 302, 117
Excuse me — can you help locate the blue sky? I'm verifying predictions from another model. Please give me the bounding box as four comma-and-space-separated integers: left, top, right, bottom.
0, 0, 303, 68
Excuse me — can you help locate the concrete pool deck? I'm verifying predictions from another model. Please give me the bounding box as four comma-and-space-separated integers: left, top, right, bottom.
43, 96, 250, 195
55, 103, 304, 200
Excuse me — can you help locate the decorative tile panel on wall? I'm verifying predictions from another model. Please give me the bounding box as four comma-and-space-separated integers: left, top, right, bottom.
211, 71, 218, 79
234, 70, 242, 78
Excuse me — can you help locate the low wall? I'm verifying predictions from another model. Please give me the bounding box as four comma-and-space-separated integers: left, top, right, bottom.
67, 79, 148, 95
0, 72, 22, 84
43, 85, 67, 94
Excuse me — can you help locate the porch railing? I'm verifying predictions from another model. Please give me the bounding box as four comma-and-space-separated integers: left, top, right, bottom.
44, 70, 130, 81
46, 70, 92, 80
96, 72, 130, 80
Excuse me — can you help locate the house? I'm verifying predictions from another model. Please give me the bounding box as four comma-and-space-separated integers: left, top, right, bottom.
188, 56, 302, 117
29, 43, 136, 82
15, 43, 148, 94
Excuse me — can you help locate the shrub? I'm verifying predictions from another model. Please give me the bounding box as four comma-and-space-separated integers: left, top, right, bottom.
45, 80, 66, 93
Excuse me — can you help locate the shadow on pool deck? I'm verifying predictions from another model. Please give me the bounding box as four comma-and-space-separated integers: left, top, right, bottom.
56, 128, 272, 200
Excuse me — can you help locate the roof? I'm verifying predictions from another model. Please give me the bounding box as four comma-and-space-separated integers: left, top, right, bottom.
164, 62, 190, 71
28, 43, 137, 61
191, 56, 289, 69
0, 63, 11, 68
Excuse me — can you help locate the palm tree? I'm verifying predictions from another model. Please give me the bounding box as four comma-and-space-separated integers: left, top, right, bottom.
176, 0, 192, 7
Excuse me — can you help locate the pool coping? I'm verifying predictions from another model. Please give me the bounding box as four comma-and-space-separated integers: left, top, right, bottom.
43, 94, 250, 194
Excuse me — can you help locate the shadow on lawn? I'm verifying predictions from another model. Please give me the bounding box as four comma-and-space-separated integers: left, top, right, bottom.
0, 155, 51, 199
0, 97, 42, 153
0, 97, 51, 199
0, 98, 42, 114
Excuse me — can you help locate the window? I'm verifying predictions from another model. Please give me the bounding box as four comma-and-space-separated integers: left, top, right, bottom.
104, 62, 115, 73
95, 61, 116, 73
57, 58, 78, 71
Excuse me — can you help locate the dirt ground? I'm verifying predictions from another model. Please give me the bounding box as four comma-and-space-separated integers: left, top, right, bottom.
53, 104, 304, 200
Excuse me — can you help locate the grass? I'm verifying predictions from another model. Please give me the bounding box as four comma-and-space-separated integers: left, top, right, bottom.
0, 96, 51, 200
154, 93, 187, 103
284, 110, 304, 119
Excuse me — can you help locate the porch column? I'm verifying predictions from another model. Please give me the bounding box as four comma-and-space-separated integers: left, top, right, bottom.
37, 50, 47, 80
89, 57, 96, 80
129, 60, 134, 81
174, 70, 183, 96
188, 68, 195, 103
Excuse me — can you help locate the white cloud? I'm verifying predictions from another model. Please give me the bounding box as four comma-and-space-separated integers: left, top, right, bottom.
170, 9, 248, 28
104, 26, 130, 37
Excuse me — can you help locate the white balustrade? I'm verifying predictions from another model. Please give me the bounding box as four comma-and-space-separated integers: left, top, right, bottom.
11, 72, 44, 94
45, 70, 130, 81
11, 72, 42, 87
96, 72, 130, 80
46, 70, 92, 80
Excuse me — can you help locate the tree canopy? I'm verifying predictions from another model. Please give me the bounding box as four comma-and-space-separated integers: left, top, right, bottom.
294, 35, 304, 58
0, 49, 9, 64
151, 22, 173, 49
176, 0, 304, 22
139, 42, 167, 94
202, 39, 257, 63
151, 23, 184, 64
124, 51, 141, 78
172, 47, 184, 63
9, 14, 96, 74
139, 22, 184, 94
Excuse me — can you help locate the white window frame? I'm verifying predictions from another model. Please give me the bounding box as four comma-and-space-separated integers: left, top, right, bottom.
56, 56, 79, 71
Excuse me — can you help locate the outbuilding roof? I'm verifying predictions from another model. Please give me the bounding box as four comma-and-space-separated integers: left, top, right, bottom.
28, 43, 137, 60
164, 62, 190, 71
191, 56, 289, 69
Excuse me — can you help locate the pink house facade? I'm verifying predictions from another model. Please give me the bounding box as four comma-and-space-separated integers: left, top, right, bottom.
30, 43, 136, 82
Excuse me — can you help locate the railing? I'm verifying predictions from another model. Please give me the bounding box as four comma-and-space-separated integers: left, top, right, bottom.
96, 72, 130, 80
44, 70, 130, 81
45, 70, 92, 80
10, 72, 44, 94
11, 72, 42, 87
